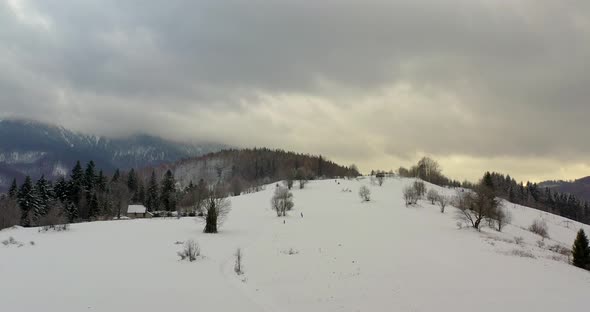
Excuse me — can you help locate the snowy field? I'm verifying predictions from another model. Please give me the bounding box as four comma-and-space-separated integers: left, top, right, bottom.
2, 178, 590, 312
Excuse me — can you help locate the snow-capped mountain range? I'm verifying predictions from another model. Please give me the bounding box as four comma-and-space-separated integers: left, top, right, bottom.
0, 119, 225, 189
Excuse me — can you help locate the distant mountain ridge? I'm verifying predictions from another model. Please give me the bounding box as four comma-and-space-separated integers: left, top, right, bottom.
539, 176, 590, 202
0, 119, 225, 190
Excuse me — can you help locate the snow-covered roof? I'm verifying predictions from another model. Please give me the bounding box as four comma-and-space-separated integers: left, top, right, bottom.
127, 205, 147, 214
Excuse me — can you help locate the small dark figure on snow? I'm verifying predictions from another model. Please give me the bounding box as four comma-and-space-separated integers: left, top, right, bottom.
301, 212, 304, 218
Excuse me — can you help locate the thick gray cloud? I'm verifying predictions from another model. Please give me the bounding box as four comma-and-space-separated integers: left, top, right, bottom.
1, 0, 589, 181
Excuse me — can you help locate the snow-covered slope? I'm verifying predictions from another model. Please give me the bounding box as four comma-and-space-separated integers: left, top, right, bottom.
1, 178, 589, 312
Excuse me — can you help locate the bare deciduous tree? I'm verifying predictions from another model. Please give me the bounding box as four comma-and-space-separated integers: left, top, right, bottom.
454, 185, 499, 231
359, 186, 371, 202
488, 205, 511, 232
403, 185, 419, 206
437, 195, 450, 213
413, 181, 426, 198
199, 186, 231, 233
110, 181, 131, 219
38, 200, 69, 231
0, 196, 20, 230
427, 189, 440, 205
271, 186, 294, 217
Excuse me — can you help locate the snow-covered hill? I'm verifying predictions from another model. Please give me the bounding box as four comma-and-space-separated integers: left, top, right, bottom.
1, 177, 589, 312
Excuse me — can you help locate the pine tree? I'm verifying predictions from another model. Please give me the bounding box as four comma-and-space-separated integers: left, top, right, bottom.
572, 229, 590, 270
64, 201, 78, 223
8, 178, 18, 198
101, 188, 113, 217
160, 170, 176, 211
112, 169, 121, 182
35, 175, 53, 217
137, 182, 146, 204
317, 156, 324, 177
127, 169, 138, 202
69, 161, 84, 206
84, 160, 96, 191
483, 172, 494, 190
146, 171, 159, 211
88, 193, 100, 220
17, 176, 39, 227
71, 161, 84, 183
54, 176, 69, 202
96, 170, 107, 192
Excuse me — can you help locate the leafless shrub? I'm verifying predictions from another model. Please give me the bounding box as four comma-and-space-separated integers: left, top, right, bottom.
529, 219, 549, 239
2, 236, 23, 247
510, 249, 536, 259
359, 186, 371, 202
413, 181, 426, 198
271, 186, 294, 217
177, 239, 200, 262
282, 248, 299, 255
514, 236, 524, 245
403, 185, 419, 206
234, 248, 244, 275
537, 240, 545, 248
38, 202, 70, 232
548, 244, 571, 256
426, 189, 439, 205
39, 223, 70, 232
491, 206, 511, 232
548, 254, 569, 263
284, 178, 294, 190
299, 179, 308, 189
376, 176, 384, 186
437, 195, 450, 213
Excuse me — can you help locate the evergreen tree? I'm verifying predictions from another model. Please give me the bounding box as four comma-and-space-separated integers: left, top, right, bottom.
160, 170, 176, 211
572, 229, 590, 270
54, 176, 69, 202
112, 169, 121, 182
64, 201, 78, 223
101, 187, 113, 217
137, 182, 146, 204
88, 193, 100, 220
127, 169, 138, 202
482, 171, 494, 190
8, 178, 18, 198
69, 161, 84, 206
84, 160, 96, 191
96, 170, 107, 192
35, 175, 52, 217
17, 176, 39, 227
146, 171, 159, 211
71, 161, 84, 184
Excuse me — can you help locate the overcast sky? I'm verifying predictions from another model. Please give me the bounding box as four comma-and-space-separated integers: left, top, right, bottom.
1, 0, 589, 182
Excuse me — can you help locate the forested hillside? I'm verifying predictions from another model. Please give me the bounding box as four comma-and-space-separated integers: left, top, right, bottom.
0, 148, 359, 230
